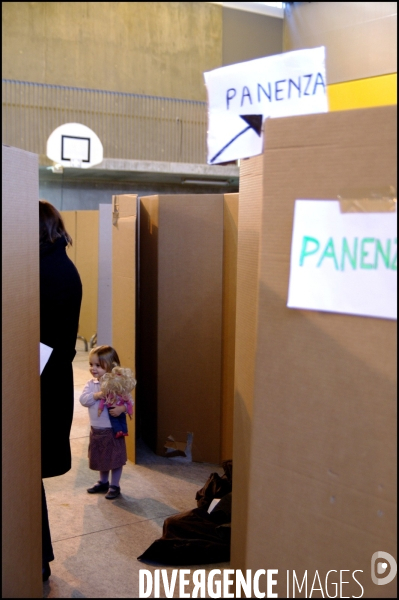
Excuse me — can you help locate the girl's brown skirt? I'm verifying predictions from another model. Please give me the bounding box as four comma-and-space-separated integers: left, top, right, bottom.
88, 426, 127, 471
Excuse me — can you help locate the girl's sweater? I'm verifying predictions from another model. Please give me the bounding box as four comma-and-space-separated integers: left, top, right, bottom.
79, 379, 112, 428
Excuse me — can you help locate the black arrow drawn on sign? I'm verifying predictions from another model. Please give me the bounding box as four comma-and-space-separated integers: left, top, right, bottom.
209, 114, 263, 164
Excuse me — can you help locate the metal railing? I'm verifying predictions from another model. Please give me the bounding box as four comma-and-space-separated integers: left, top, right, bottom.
2, 79, 208, 164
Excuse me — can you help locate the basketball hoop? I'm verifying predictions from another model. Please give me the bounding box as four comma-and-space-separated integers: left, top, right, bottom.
47, 123, 103, 169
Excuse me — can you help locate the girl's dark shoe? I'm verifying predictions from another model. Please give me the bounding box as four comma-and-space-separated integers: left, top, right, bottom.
42, 562, 51, 582
87, 481, 109, 494
105, 485, 120, 499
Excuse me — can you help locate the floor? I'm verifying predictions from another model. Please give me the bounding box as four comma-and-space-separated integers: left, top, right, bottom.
42, 348, 229, 598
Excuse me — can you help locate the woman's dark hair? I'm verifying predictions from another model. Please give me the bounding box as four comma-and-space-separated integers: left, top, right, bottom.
39, 199, 72, 246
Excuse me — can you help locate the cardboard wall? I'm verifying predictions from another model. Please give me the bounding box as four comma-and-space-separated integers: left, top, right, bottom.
97, 204, 113, 346
112, 195, 137, 463
61, 210, 99, 345
239, 107, 397, 598
221, 193, 239, 462
137, 195, 159, 452
230, 156, 264, 571
138, 195, 224, 464
2, 145, 42, 598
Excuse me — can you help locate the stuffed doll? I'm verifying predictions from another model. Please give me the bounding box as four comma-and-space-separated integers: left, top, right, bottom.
98, 367, 136, 438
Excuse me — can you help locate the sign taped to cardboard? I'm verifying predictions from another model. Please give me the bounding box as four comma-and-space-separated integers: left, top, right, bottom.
204, 47, 328, 164
287, 200, 397, 320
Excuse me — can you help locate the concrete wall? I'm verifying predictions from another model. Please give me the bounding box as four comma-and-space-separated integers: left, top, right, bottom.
284, 4, 397, 116
2, 3, 286, 102
222, 6, 283, 66
284, 2, 397, 83
39, 178, 238, 211
2, 2, 222, 101
4, 3, 395, 107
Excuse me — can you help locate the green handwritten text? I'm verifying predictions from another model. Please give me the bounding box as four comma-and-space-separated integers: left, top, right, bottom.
299, 236, 397, 271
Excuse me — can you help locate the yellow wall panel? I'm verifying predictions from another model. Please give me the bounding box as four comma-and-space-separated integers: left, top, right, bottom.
328, 73, 397, 111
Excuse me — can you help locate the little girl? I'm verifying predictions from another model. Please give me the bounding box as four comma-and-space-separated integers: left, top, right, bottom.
79, 345, 134, 500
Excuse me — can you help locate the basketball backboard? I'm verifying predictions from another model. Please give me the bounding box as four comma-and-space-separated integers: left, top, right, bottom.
47, 123, 103, 168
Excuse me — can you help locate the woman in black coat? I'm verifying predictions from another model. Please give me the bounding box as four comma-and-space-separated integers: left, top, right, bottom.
39, 200, 82, 581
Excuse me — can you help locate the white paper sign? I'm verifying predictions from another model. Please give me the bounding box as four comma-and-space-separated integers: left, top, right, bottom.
204, 46, 328, 164
287, 201, 397, 320
40, 342, 53, 374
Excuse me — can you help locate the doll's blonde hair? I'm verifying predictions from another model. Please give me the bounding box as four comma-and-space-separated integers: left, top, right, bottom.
100, 367, 137, 396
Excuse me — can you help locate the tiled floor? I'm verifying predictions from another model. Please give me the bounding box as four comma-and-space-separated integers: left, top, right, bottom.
43, 348, 229, 598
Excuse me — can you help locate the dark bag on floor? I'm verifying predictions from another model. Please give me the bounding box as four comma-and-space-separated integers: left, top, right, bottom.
137, 497, 232, 566
137, 462, 233, 566
195, 460, 232, 510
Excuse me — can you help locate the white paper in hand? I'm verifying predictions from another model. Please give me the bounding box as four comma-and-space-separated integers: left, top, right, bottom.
40, 342, 53, 374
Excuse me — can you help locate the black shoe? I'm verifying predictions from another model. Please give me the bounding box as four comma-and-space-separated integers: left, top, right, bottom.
87, 481, 109, 494
105, 485, 121, 499
42, 562, 51, 582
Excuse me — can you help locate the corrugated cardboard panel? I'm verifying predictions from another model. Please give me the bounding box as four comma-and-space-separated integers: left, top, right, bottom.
139, 195, 224, 464
221, 193, 238, 462
284, 2, 397, 84
138, 196, 159, 451
244, 107, 397, 597
230, 155, 263, 571
75, 211, 99, 344
97, 204, 113, 346
2, 146, 42, 598
112, 195, 137, 463
157, 195, 224, 463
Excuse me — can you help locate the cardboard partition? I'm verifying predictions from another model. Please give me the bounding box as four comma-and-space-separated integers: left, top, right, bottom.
138, 195, 226, 464
97, 204, 113, 346
112, 195, 137, 463
235, 106, 397, 598
230, 156, 264, 570
221, 193, 239, 462
61, 210, 99, 345
2, 145, 42, 598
